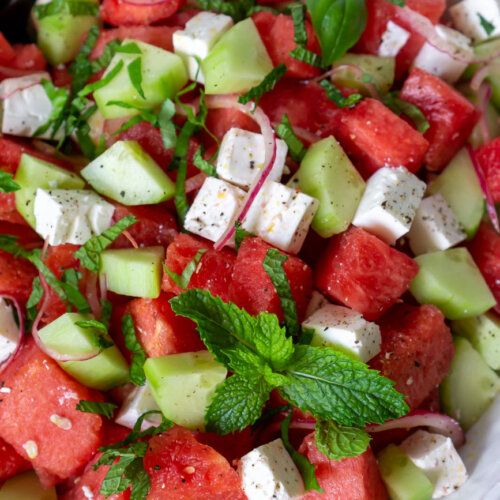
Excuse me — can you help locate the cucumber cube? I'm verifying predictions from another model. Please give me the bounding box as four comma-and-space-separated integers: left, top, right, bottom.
81, 141, 175, 205
0, 470, 57, 500
410, 248, 496, 320
440, 337, 500, 430
144, 351, 227, 431
297, 137, 365, 237
38, 312, 129, 391
202, 18, 274, 94
100, 246, 164, 299
93, 39, 188, 119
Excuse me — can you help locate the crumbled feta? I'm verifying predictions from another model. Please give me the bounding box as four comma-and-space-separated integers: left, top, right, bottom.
237, 438, 304, 500
304, 290, 330, 319
216, 128, 287, 190
302, 304, 381, 363
173, 11, 234, 83
412, 25, 473, 83
115, 382, 162, 431
352, 166, 426, 245
378, 21, 411, 57
184, 177, 246, 242
400, 430, 468, 498
0, 298, 20, 365
449, 0, 500, 42
242, 181, 319, 254
407, 194, 466, 255
22, 440, 38, 459
33, 188, 115, 246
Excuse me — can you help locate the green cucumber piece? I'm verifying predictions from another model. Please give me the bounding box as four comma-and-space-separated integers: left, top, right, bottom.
332, 53, 395, 94
452, 312, 500, 370
202, 18, 273, 95
144, 351, 227, 431
14, 153, 85, 228
93, 38, 188, 119
440, 336, 500, 431
81, 140, 175, 205
377, 444, 433, 500
100, 246, 164, 299
410, 248, 496, 320
427, 148, 484, 239
0, 471, 57, 500
297, 136, 365, 237
38, 312, 129, 390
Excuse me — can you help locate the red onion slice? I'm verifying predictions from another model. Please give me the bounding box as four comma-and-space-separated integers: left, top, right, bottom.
205, 95, 277, 251
185, 172, 207, 194
477, 82, 493, 145
0, 296, 25, 375
0, 81, 42, 101
467, 144, 500, 233
99, 272, 108, 304
84, 268, 102, 319
366, 410, 466, 448
122, 230, 139, 249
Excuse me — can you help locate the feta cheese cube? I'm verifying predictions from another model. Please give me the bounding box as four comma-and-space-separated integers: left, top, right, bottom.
407, 194, 467, 255
352, 166, 426, 245
378, 21, 411, 57
34, 188, 115, 246
400, 430, 468, 498
115, 382, 162, 431
449, 0, 500, 42
304, 290, 330, 319
302, 304, 381, 362
216, 128, 287, 190
173, 12, 234, 83
242, 181, 319, 254
184, 177, 246, 242
237, 438, 304, 500
412, 25, 473, 84
0, 299, 20, 365
0, 73, 64, 140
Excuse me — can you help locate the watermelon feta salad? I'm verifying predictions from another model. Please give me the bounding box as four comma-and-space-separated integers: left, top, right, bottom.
0, 0, 500, 498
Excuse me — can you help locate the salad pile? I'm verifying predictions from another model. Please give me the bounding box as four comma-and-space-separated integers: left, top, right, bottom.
0, 0, 500, 498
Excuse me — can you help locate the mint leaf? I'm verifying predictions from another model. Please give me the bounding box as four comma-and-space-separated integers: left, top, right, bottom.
319, 79, 363, 108
289, 2, 308, 45
276, 114, 306, 162
34, 79, 70, 138
78, 59, 124, 98
61, 268, 90, 313
127, 459, 151, 500
74, 215, 138, 272
238, 63, 287, 108
289, 46, 324, 68
383, 92, 429, 134
26, 276, 43, 322
76, 400, 118, 418
100, 299, 113, 330
193, 147, 218, 177
75, 319, 113, 349
158, 98, 177, 150
67, 0, 99, 15
262, 248, 300, 338
164, 249, 207, 290
234, 221, 254, 251
69, 24, 100, 93
314, 419, 371, 461
33, 0, 98, 19
127, 57, 145, 100
0, 171, 20, 193
479, 13, 495, 36
116, 42, 141, 54
385, 0, 405, 5
196, 0, 253, 22
122, 314, 146, 386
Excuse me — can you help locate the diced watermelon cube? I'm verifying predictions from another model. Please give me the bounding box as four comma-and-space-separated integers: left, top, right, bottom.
0, 222, 40, 247
0, 192, 28, 225
143, 426, 246, 500
10, 44, 46, 71
0, 437, 31, 485
399, 68, 480, 171
314, 227, 419, 321
0, 33, 15, 66
476, 137, 500, 203
369, 303, 454, 409
229, 237, 313, 322
100, 0, 182, 27
195, 427, 255, 465
0, 339, 103, 487
0, 249, 37, 304
332, 98, 429, 177
298, 432, 388, 500
163, 8, 201, 28
203, 108, 260, 145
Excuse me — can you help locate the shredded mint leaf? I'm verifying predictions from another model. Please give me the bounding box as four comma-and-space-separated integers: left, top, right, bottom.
383, 92, 430, 134
276, 114, 306, 162
116, 42, 141, 54
67, 0, 99, 15
196, 0, 254, 22
158, 98, 177, 150
164, 248, 207, 290
193, 147, 218, 177
79, 59, 124, 98
289, 45, 324, 68
0, 171, 20, 193
262, 248, 300, 338
314, 419, 371, 461
319, 79, 363, 108
238, 63, 287, 108
74, 216, 138, 272
34, 79, 70, 138
26, 276, 43, 322
101, 299, 113, 330
122, 314, 146, 386
234, 221, 254, 251
478, 14, 495, 36
75, 319, 113, 349
281, 413, 323, 493
76, 400, 118, 418
127, 57, 146, 100
385, 0, 405, 5
289, 2, 308, 45
61, 269, 91, 313
33, 0, 98, 19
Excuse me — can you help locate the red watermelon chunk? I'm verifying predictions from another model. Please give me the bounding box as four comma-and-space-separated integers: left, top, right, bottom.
162, 233, 236, 303
476, 137, 500, 203
0, 339, 103, 487
0, 437, 31, 485
0, 33, 15, 66
0, 249, 37, 304
314, 227, 419, 321
10, 44, 46, 71
399, 68, 480, 171
332, 98, 429, 177
229, 237, 312, 322
0, 192, 27, 225
203, 108, 260, 145
369, 303, 454, 410
299, 433, 388, 500
143, 426, 246, 500
100, 0, 182, 27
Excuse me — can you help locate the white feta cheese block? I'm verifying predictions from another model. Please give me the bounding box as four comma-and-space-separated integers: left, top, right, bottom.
400, 430, 468, 499
449, 0, 500, 42
302, 304, 381, 363
173, 11, 234, 83
184, 177, 245, 242
237, 438, 304, 500
242, 181, 319, 254
352, 166, 426, 245
304, 290, 330, 319
407, 193, 467, 256
34, 188, 115, 246
412, 25, 473, 84
216, 128, 287, 190
115, 382, 162, 431
0, 72, 64, 140
0, 299, 20, 365
378, 21, 411, 57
